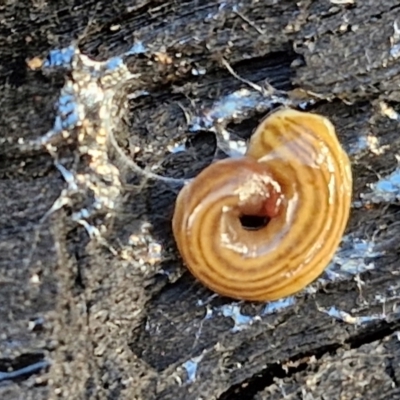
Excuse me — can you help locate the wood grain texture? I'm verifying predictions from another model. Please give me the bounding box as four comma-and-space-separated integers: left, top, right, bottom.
1, 1, 400, 399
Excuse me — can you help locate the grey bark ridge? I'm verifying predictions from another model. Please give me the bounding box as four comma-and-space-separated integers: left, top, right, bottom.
1, 1, 400, 400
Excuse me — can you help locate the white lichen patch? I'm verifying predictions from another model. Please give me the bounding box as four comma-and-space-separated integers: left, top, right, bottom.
209, 298, 296, 333
324, 234, 383, 279
120, 222, 164, 271
348, 130, 390, 157
317, 306, 386, 325
390, 20, 400, 59
361, 156, 400, 204
23, 45, 143, 243
181, 352, 205, 384
219, 303, 261, 332
188, 80, 300, 158
21, 41, 187, 257
379, 101, 400, 122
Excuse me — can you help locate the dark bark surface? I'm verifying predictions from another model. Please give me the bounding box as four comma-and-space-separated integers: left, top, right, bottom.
1, 1, 400, 399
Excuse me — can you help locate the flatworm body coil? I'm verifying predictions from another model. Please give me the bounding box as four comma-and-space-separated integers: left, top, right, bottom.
172, 109, 352, 301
